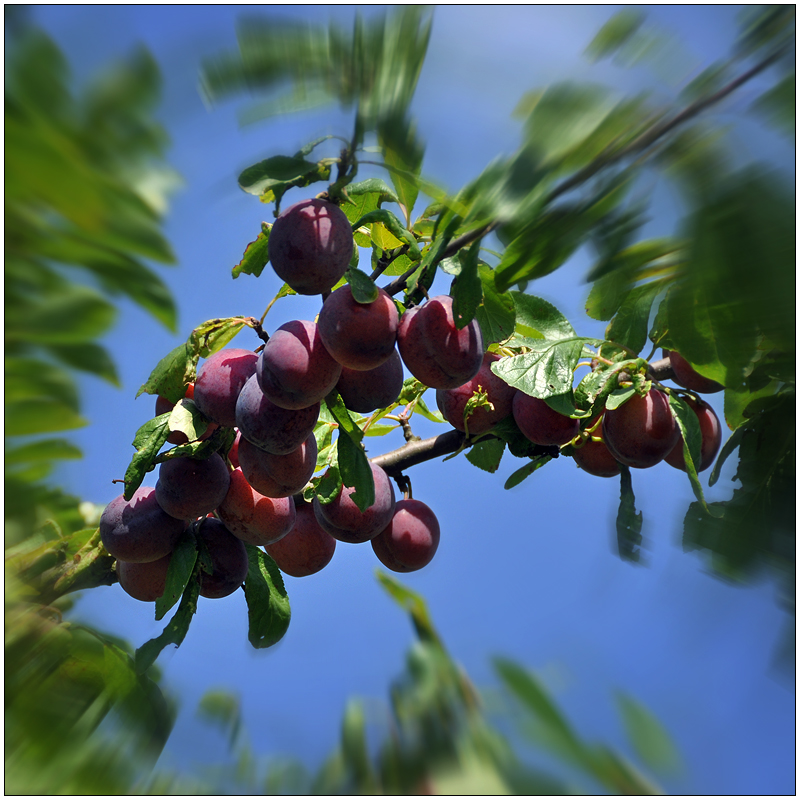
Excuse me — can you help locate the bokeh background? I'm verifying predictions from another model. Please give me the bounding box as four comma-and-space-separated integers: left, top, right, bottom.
20, 5, 795, 793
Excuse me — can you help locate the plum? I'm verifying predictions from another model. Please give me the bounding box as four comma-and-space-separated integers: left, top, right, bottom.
512, 392, 580, 447
397, 295, 484, 390
267, 198, 353, 295
237, 434, 317, 498
195, 517, 249, 599
155, 453, 231, 520
664, 396, 722, 473
265, 501, 337, 577
100, 486, 186, 563
436, 353, 515, 435
335, 350, 404, 414
602, 389, 680, 469
665, 350, 724, 394
217, 468, 296, 546
313, 463, 395, 544
116, 552, 172, 602
236, 374, 320, 455
193, 348, 258, 427
371, 499, 440, 573
228, 431, 241, 468
571, 417, 621, 478
257, 319, 342, 410
318, 285, 399, 370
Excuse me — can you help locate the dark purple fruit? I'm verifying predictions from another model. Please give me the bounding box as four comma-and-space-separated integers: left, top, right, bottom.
193, 348, 258, 428
335, 350, 405, 414
512, 392, 580, 447
155, 454, 231, 520
196, 517, 249, 599
116, 553, 172, 602
265, 501, 337, 577
371, 499, 440, 573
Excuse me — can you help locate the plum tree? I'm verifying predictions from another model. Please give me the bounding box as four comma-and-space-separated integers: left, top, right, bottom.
664, 397, 722, 473
237, 433, 317, 498
436, 353, 516, 435
236, 374, 320, 454
265, 500, 337, 577
665, 350, 724, 394
318, 284, 399, 370
335, 350, 404, 413
313, 463, 396, 544
217, 467, 297, 546
267, 198, 354, 295
195, 517, 250, 599
371, 498, 440, 573
100, 486, 187, 563
512, 392, 580, 447
257, 319, 342, 410
397, 295, 484, 390
155, 453, 231, 520
116, 553, 172, 602
603, 390, 680, 469
193, 348, 258, 427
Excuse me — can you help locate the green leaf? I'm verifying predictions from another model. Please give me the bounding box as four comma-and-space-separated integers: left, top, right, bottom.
233, 228, 270, 278
475, 265, 516, 345
503, 455, 553, 490
350, 209, 421, 261
305, 465, 342, 505
375, 571, 442, 646
345, 267, 379, 304
5, 399, 88, 437
668, 393, 710, 512
585, 10, 645, 61
124, 414, 170, 500
511, 293, 575, 340
451, 241, 482, 329
465, 438, 505, 473
168, 400, 209, 443
336, 434, 374, 513
238, 154, 328, 197
708, 426, 746, 488
45, 343, 120, 386
615, 692, 682, 775
341, 700, 377, 791
379, 120, 424, 219
346, 178, 398, 204
751, 73, 795, 137
189, 317, 250, 359
616, 466, 643, 563
136, 343, 193, 404
5, 438, 83, 466
243, 545, 291, 649
155, 529, 198, 622
605, 386, 635, 410
605, 281, 664, 355
325, 392, 364, 443
135, 571, 200, 674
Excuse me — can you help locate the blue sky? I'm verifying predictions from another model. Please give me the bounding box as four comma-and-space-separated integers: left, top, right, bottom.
30, 5, 794, 793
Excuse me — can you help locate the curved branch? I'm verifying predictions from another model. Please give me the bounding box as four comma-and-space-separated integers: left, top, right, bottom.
369, 429, 466, 477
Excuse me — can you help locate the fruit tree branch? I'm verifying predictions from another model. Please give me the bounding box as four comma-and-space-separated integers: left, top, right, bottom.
369, 429, 466, 477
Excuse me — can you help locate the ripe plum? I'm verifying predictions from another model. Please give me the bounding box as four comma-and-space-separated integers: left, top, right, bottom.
257, 319, 342, 410
193, 348, 258, 427
335, 350, 404, 413
265, 501, 337, 577
268, 198, 353, 295
116, 553, 172, 602
571, 417, 621, 478
196, 517, 249, 599
371, 499, 440, 573
155, 453, 231, 520
237, 434, 317, 498
665, 350, 723, 394
100, 486, 186, 563
512, 392, 580, 447
397, 295, 484, 390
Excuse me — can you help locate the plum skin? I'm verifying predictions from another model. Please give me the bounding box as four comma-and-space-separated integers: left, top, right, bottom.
257, 319, 342, 410
236, 374, 320, 455
665, 350, 723, 394
512, 392, 580, 447
313, 463, 396, 544
216, 468, 296, 546
267, 198, 354, 295
116, 553, 172, 602
602, 389, 681, 469
237, 434, 317, 498
318, 285, 399, 370
436, 353, 516, 435
265, 501, 337, 577
193, 348, 258, 428
155, 453, 231, 521
664, 396, 722, 472
397, 295, 484, 390
195, 517, 249, 599
571, 417, 621, 478
100, 486, 186, 563
371, 499, 440, 573
336, 350, 404, 414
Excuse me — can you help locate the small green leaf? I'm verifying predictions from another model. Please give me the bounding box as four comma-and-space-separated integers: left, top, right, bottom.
350, 209, 421, 261
605, 281, 664, 355
345, 267, 379, 304
243, 545, 291, 649
124, 414, 170, 500
615, 692, 682, 775
325, 392, 364, 443
233, 228, 270, 279
475, 265, 516, 345
451, 241, 482, 329
668, 393, 708, 511
605, 386, 635, 410
136, 343, 193, 404
238, 154, 327, 197
616, 466, 643, 563
189, 317, 249, 359
155, 529, 198, 622
375, 571, 442, 646
168, 400, 209, 443
306, 466, 342, 505
337, 434, 374, 513
708, 426, 746, 487
135, 572, 200, 673
504, 455, 553, 489
465, 438, 505, 473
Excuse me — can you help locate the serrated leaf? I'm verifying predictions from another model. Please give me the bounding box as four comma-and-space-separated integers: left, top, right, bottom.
504, 455, 552, 489
233, 228, 270, 278
243, 545, 291, 649
616, 467, 643, 563
350, 209, 421, 261
465, 438, 505, 473
124, 414, 170, 500
168, 400, 209, 443
135, 572, 200, 673
345, 267, 379, 304
511, 293, 575, 340
337, 433, 374, 513
189, 317, 249, 359
155, 529, 198, 621
136, 343, 193, 404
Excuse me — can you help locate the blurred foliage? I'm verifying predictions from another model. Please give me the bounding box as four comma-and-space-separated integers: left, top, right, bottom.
5, 22, 182, 794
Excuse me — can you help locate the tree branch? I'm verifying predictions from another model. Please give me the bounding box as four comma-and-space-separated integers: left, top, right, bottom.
369, 429, 466, 477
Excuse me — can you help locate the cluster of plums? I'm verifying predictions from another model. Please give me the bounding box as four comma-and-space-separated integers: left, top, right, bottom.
102, 197, 723, 605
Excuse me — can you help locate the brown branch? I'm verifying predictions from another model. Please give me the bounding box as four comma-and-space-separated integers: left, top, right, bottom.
369, 429, 466, 477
